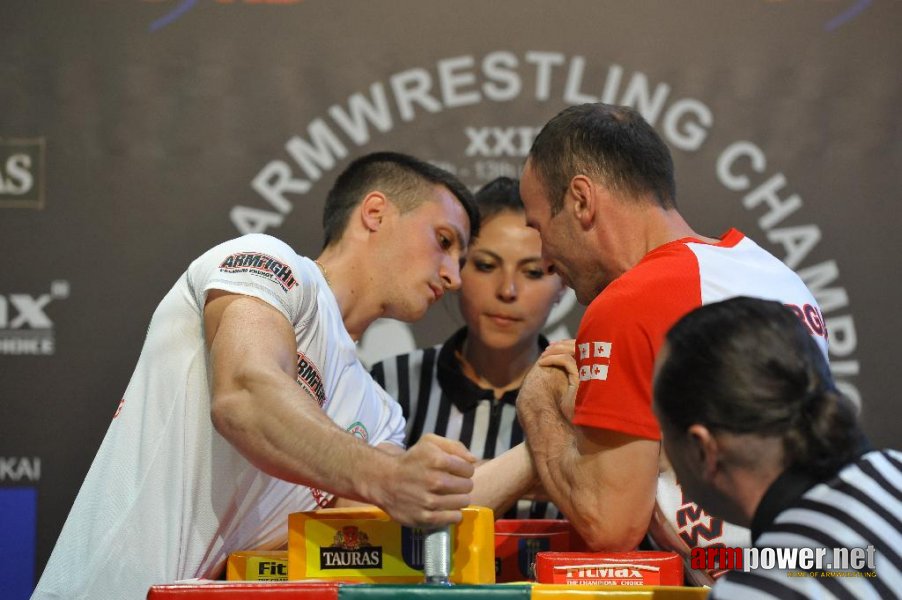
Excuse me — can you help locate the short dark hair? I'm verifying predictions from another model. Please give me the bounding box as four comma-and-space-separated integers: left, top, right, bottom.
322, 151, 478, 247
654, 297, 865, 478
473, 176, 524, 222
528, 103, 677, 215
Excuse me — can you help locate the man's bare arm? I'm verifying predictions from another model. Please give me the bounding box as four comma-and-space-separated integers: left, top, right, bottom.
330, 443, 405, 509
335, 440, 538, 516
470, 443, 540, 516
517, 364, 659, 550
204, 291, 475, 526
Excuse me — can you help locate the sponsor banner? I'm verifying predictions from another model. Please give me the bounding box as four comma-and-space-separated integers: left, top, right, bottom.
225, 550, 289, 581
534, 551, 684, 586
303, 518, 412, 577
288, 506, 494, 582
0, 486, 38, 600
555, 564, 663, 586
249, 556, 288, 580
0, 281, 69, 357
0, 138, 44, 210
320, 526, 383, 570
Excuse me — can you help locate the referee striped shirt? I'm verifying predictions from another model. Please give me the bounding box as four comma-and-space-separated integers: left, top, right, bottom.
370, 327, 561, 519
710, 449, 902, 599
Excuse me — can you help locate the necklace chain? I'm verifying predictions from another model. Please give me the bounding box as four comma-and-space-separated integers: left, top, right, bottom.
314, 260, 332, 288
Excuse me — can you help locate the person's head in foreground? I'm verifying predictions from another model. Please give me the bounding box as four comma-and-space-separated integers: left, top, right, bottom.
652, 296, 866, 527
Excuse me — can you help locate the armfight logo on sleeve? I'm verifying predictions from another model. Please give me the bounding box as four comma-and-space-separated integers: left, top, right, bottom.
219, 252, 298, 292
296, 352, 326, 408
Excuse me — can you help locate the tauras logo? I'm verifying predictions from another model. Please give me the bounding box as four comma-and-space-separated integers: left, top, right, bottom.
320, 548, 383, 569
320, 526, 383, 570
0, 457, 41, 482
0, 280, 69, 356
0, 137, 45, 209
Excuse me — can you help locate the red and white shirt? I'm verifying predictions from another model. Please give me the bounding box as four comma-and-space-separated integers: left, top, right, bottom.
573, 229, 828, 586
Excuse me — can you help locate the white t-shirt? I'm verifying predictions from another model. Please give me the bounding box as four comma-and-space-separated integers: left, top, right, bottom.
33, 234, 405, 600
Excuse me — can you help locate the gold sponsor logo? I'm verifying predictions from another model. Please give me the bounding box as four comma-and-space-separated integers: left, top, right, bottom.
0, 138, 45, 209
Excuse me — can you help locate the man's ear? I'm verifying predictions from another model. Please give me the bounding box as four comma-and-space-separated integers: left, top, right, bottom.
568, 175, 596, 228
359, 192, 388, 232
687, 424, 721, 483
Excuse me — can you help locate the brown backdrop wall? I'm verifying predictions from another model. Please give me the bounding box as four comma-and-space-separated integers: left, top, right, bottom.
1, 1, 899, 595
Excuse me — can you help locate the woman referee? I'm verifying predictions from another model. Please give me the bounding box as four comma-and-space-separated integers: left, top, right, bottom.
653, 296, 901, 598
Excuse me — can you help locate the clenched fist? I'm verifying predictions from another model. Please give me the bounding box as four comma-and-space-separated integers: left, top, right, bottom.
373, 433, 476, 527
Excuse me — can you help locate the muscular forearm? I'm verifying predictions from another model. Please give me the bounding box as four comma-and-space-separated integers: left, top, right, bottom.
211, 364, 390, 505
213, 367, 476, 527
518, 367, 659, 550
205, 292, 475, 528
517, 369, 586, 522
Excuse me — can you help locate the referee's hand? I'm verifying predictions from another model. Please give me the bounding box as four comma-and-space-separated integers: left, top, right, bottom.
377, 433, 476, 528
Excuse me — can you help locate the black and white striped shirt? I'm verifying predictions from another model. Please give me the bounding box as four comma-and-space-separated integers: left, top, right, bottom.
370, 327, 560, 519
710, 449, 902, 599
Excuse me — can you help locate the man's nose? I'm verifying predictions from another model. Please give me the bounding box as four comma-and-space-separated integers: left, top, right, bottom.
440, 253, 462, 290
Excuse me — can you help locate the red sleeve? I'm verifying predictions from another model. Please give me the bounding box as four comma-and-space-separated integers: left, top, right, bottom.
572, 243, 704, 440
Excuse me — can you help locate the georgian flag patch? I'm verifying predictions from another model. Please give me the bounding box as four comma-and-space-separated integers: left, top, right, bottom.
578, 341, 612, 381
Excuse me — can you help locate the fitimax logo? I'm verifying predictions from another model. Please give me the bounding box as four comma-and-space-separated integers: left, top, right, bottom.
0, 487, 37, 600
143, 0, 305, 33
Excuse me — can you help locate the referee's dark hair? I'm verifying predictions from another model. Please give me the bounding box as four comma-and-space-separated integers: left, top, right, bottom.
322, 151, 478, 248
473, 176, 525, 222
654, 296, 866, 479
528, 103, 677, 216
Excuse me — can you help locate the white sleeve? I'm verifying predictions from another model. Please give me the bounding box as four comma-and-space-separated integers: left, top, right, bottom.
370, 382, 408, 450
186, 233, 311, 325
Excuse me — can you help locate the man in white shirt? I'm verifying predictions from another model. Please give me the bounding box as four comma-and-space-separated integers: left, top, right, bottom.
33, 152, 482, 600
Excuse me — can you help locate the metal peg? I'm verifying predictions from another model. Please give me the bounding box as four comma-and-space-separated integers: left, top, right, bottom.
423, 526, 451, 584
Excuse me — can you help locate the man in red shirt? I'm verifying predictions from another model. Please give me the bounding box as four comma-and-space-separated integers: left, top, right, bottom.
516, 103, 827, 584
